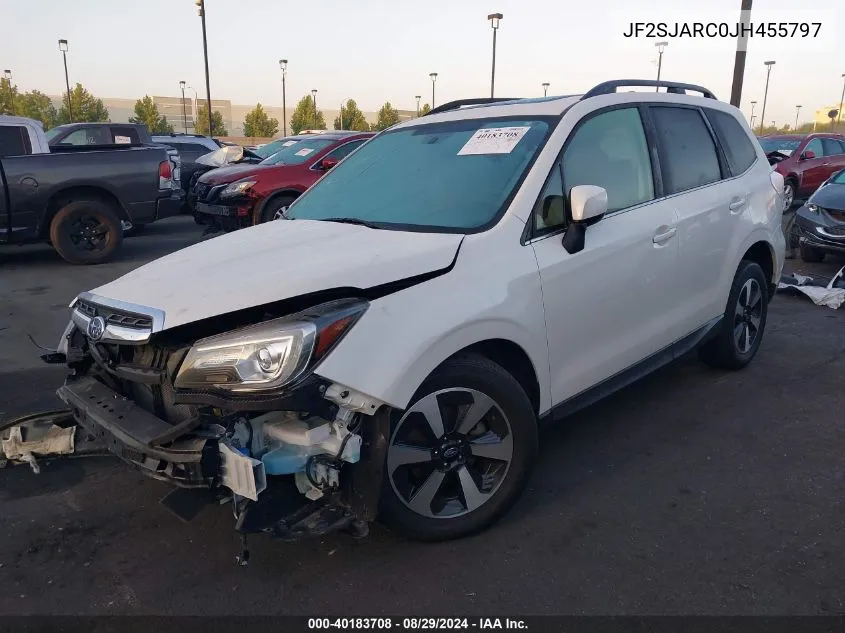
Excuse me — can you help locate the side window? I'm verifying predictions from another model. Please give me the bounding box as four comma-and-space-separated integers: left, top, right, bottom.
110, 127, 141, 144
532, 163, 565, 234
804, 138, 823, 157
651, 106, 721, 194
61, 127, 110, 145
0, 126, 33, 156
562, 107, 654, 213
323, 139, 367, 162
705, 109, 757, 175
821, 138, 844, 156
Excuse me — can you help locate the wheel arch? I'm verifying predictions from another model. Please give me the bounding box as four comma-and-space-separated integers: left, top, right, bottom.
253, 188, 303, 223
40, 185, 128, 237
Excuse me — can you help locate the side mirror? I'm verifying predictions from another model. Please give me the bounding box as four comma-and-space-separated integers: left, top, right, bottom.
562, 185, 608, 255
801, 150, 816, 160
319, 156, 339, 170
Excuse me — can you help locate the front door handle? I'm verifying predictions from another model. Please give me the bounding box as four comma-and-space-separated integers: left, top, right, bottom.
729, 197, 747, 213
653, 227, 677, 244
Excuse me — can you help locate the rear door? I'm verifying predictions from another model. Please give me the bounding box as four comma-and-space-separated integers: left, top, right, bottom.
799, 138, 828, 194
648, 105, 735, 333
821, 138, 845, 178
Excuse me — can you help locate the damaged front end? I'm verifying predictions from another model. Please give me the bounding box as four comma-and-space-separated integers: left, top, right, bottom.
49, 293, 391, 557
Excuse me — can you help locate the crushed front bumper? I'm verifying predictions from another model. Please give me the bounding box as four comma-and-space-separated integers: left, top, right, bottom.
795, 205, 845, 255
56, 377, 216, 488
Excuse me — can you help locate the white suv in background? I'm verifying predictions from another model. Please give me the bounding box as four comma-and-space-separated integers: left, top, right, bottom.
53, 80, 784, 549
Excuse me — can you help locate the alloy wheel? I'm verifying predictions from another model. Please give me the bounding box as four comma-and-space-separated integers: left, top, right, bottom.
387, 388, 513, 520
69, 215, 109, 252
783, 183, 794, 211
272, 206, 288, 221
733, 278, 763, 354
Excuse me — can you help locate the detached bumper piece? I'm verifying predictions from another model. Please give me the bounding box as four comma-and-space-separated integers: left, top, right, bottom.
57, 377, 215, 488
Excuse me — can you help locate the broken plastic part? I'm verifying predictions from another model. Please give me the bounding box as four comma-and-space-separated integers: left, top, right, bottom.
324, 383, 385, 415
219, 441, 267, 501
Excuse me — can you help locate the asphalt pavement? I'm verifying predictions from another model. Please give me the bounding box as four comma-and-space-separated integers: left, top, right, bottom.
1, 217, 844, 615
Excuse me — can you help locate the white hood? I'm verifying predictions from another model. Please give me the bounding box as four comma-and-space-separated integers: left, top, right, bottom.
90, 220, 463, 330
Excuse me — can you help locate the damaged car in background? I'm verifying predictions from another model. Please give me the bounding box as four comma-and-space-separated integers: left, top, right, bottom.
40, 81, 784, 562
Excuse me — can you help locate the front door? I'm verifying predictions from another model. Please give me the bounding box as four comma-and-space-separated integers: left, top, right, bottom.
799, 138, 829, 195
530, 106, 682, 405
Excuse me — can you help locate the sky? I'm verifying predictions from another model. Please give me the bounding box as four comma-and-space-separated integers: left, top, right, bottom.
0, 0, 842, 125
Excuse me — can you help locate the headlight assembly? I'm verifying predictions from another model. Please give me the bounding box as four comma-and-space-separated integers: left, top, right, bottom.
174, 299, 368, 393
220, 179, 257, 198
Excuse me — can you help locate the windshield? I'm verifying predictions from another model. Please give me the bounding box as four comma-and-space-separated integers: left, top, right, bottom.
759, 138, 801, 154
44, 126, 69, 142
260, 139, 334, 165
286, 118, 551, 231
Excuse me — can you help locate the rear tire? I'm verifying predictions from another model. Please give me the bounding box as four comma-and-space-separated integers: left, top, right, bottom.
783, 179, 797, 211
258, 195, 296, 224
49, 200, 123, 265
698, 260, 768, 370
379, 353, 538, 542
799, 243, 825, 263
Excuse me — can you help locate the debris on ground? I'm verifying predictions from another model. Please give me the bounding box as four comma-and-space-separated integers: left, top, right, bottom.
778, 265, 845, 310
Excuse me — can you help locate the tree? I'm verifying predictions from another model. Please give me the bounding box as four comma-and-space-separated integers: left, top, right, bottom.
194, 104, 228, 136
374, 101, 400, 131
0, 77, 19, 115
15, 90, 57, 130
57, 83, 109, 124
333, 99, 370, 131
243, 103, 279, 137
419, 103, 431, 116
129, 95, 173, 134
290, 95, 326, 134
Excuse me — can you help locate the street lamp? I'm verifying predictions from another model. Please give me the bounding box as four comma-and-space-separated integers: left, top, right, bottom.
415, 95, 421, 117
3, 70, 11, 82
759, 60, 776, 136
542, 82, 550, 97
837, 73, 845, 131
279, 59, 288, 136
729, 0, 753, 107
794, 105, 801, 130
179, 81, 188, 133
430, 72, 438, 108
655, 41, 668, 90
195, 0, 213, 137
311, 89, 318, 129
750, 115, 756, 128
58, 39, 72, 122
488, 12, 503, 98
749, 100, 757, 124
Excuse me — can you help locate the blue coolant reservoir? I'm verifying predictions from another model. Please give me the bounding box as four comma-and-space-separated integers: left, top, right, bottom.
261, 445, 310, 475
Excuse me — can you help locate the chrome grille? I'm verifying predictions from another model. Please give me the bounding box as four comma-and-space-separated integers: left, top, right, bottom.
76, 299, 153, 330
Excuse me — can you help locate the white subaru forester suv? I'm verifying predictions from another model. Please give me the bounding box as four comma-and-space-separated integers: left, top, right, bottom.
51, 80, 784, 551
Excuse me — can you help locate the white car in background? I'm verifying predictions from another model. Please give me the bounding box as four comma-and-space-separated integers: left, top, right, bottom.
50, 80, 784, 554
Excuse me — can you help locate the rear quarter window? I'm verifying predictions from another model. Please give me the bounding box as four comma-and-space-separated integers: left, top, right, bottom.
651, 106, 722, 194
0, 125, 33, 156
705, 109, 758, 175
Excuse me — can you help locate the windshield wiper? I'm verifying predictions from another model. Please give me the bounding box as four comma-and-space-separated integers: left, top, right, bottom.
320, 217, 383, 229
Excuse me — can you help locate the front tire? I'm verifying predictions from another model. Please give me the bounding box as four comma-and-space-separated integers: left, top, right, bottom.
699, 260, 768, 370
49, 200, 123, 265
258, 195, 296, 224
379, 353, 538, 542
783, 179, 797, 212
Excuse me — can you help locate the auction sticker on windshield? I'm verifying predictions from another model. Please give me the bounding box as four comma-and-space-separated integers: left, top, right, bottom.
283, 141, 298, 147
458, 126, 530, 156
295, 148, 315, 156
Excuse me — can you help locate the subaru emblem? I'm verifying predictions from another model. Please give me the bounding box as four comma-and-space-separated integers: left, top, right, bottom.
87, 316, 106, 341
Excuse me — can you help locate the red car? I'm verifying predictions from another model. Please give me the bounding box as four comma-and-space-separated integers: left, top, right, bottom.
194, 131, 374, 230
759, 133, 845, 211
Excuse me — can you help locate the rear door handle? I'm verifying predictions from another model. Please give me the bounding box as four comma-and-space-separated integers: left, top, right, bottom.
653, 227, 677, 244
729, 197, 747, 213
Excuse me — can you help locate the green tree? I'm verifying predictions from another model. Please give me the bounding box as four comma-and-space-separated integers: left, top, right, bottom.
0, 77, 19, 115
194, 104, 228, 136
373, 101, 400, 131
290, 95, 326, 134
334, 99, 370, 131
15, 90, 57, 130
419, 103, 431, 116
57, 83, 109, 124
243, 103, 279, 137
129, 95, 173, 134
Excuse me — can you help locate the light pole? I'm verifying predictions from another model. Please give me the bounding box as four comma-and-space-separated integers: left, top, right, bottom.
749, 100, 757, 124
488, 12, 503, 98
655, 41, 668, 90
58, 39, 72, 122
415, 95, 421, 117
750, 115, 756, 129
794, 105, 801, 131
837, 73, 845, 131
430, 72, 438, 108
279, 59, 288, 136
179, 81, 188, 133
729, 0, 753, 107
311, 89, 318, 129
542, 82, 549, 97
759, 60, 775, 136
195, 0, 213, 137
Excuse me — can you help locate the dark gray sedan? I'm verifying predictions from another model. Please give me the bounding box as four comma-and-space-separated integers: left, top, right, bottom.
795, 169, 845, 262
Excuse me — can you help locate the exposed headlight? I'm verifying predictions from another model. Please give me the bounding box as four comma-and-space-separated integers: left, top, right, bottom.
806, 203, 819, 214
221, 179, 257, 198
174, 299, 368, 393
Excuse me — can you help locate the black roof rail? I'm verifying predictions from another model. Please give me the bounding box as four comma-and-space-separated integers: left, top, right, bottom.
426, 97, 521, 116
581, 80, 717, 100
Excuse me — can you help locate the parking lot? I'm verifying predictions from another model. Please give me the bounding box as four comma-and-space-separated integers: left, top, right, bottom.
1, 216, 844, 616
